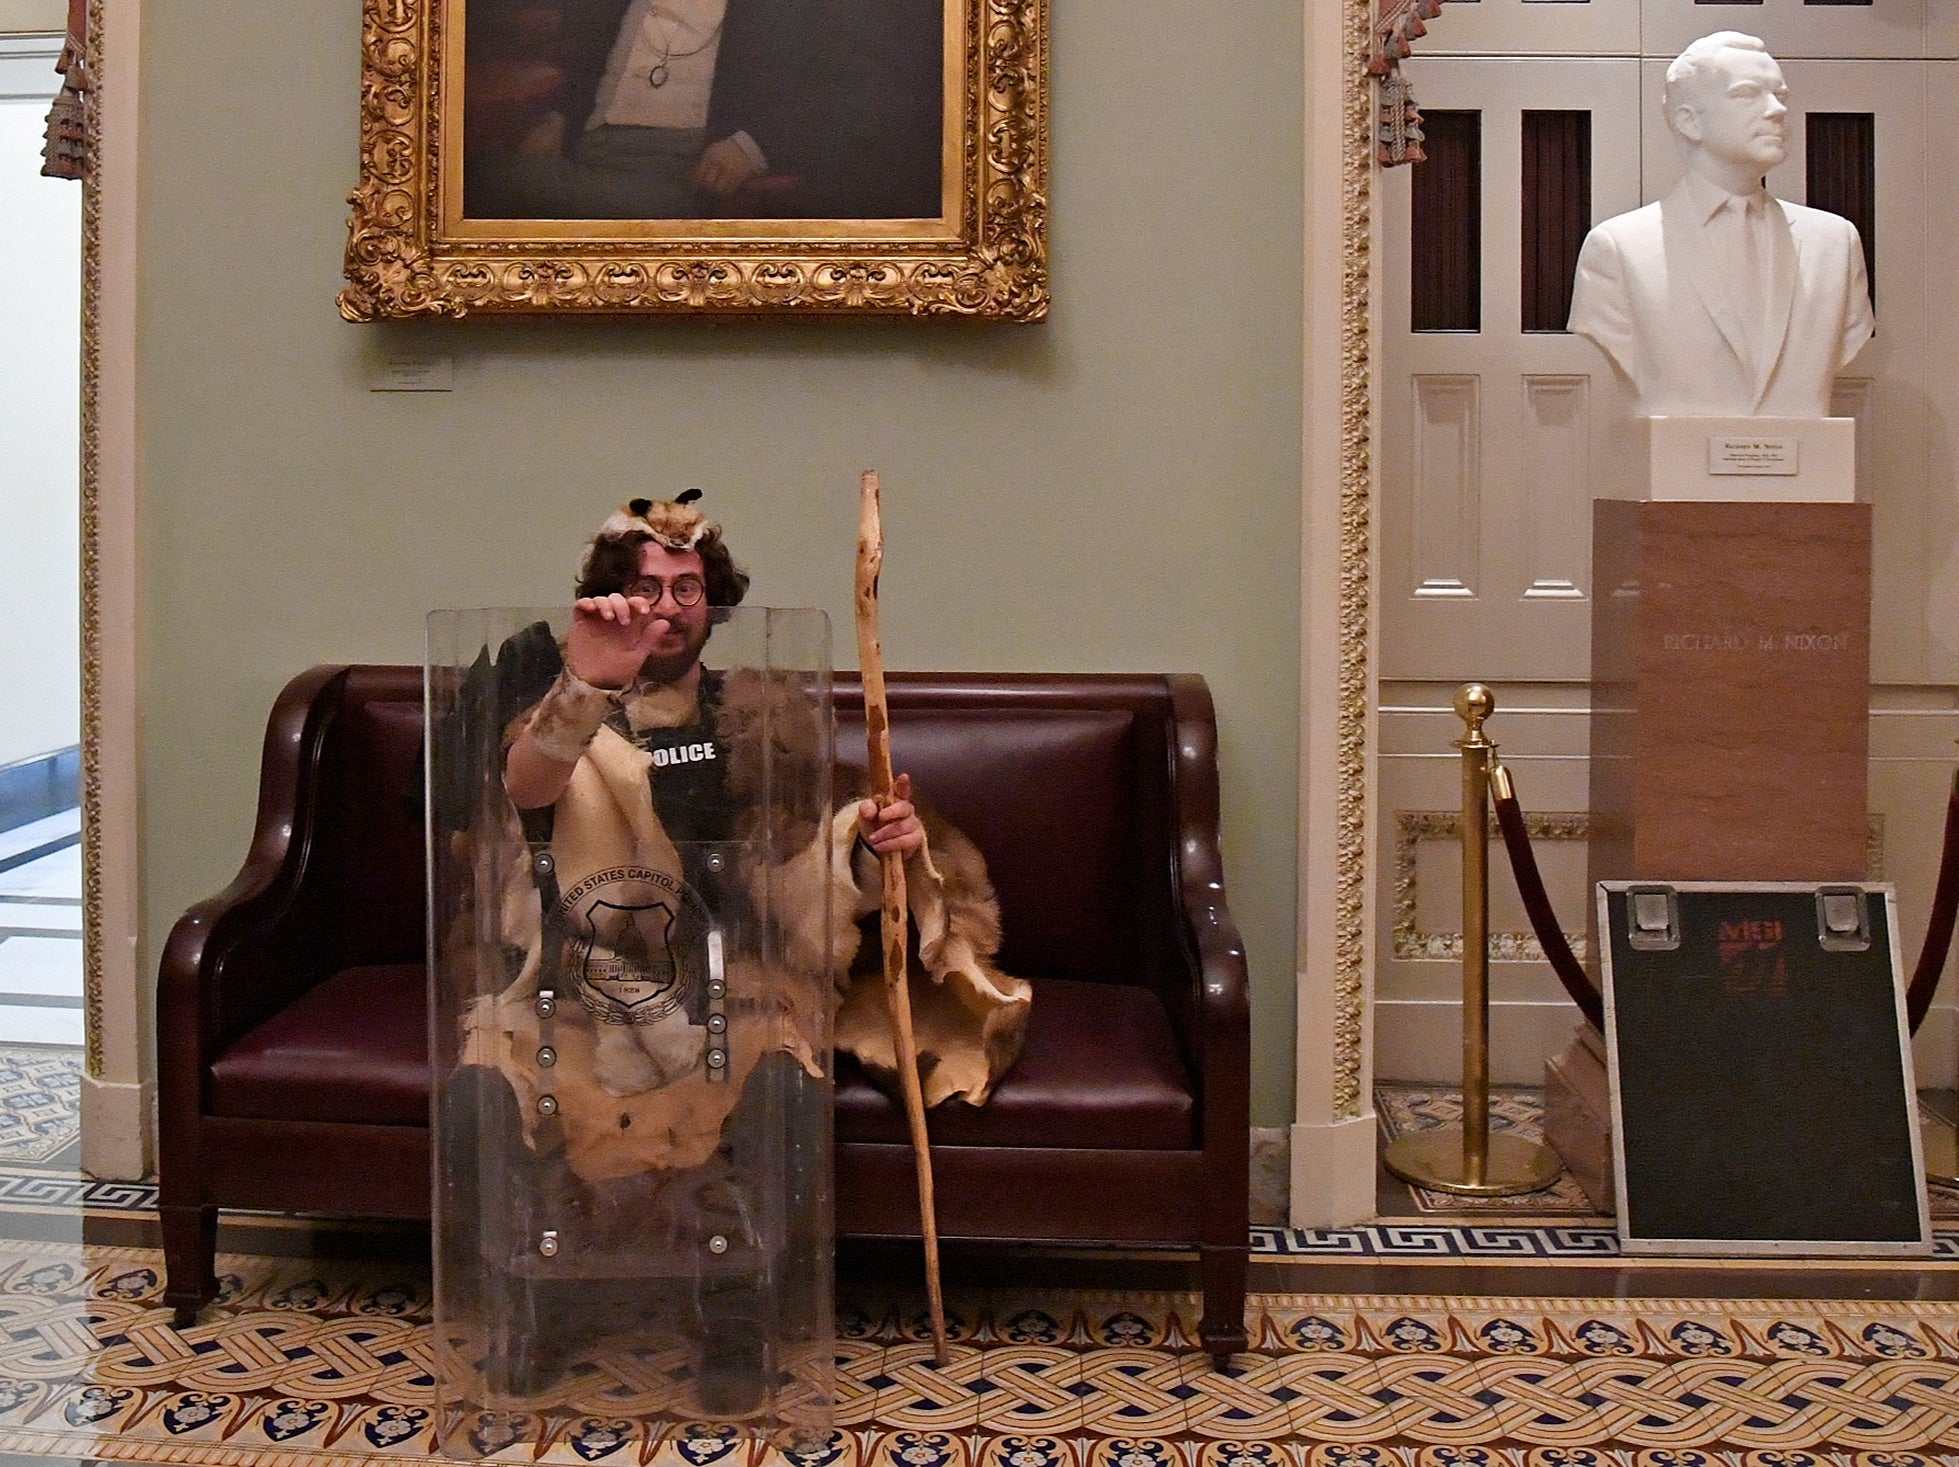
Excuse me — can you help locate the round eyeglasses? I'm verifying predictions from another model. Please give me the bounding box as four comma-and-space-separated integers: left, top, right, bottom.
624, 574, 706, 607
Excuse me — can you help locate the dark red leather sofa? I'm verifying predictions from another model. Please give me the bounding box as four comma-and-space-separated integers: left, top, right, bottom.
157, 666, 1252, 1358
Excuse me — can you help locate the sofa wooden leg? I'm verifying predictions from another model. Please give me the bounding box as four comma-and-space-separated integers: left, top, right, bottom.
1197, 1242, 1249, 1362
161, 1203, 218, 1326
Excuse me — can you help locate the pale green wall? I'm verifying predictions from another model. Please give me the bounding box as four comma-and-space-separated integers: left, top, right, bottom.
138, 0, 1304, 1121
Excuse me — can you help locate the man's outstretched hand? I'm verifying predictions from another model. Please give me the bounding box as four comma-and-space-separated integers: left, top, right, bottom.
860, 772, 925, 858
566, 593, 666, 689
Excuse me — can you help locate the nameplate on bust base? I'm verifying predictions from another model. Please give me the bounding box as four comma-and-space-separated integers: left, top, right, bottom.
1644, 416, 1855, 502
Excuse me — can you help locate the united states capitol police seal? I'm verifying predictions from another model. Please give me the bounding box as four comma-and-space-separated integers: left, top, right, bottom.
551, 865, 711, 1026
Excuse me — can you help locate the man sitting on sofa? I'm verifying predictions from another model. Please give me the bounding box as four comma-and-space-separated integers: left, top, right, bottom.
436, 493, 1028, 1407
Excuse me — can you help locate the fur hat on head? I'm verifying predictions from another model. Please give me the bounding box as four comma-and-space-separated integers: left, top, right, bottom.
596, 490, 713, 551
577, 489, 751, 606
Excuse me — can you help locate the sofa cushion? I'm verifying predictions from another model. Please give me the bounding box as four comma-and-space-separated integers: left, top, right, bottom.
836, 707, 1142, 984
834, 975, 1195, 1150
318, 690, 428, 969
209, 964, 429, 1126
208, 968, 1196, 1147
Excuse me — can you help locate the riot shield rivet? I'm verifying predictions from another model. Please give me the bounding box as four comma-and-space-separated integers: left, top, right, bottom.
533, 853, 555, 878
707, 1049, 727, 1069
706, 1014, 727, 1034
539, 1230, 559, 1257
706, 852, 726, 874
707, 980, 727, 1000
537, 1046, 557, 1067
536, 996, 556, 1018
537, 1094, 559, 1116
707, 1234, 729, 1254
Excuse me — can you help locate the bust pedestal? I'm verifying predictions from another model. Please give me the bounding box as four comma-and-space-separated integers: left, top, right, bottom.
1644, 416, 1856, 502
1555, 499, 1874, 1210
1587, 498, 1871, 893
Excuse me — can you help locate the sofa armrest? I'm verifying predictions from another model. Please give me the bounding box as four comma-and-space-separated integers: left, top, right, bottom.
1166, 676, 1250, 1241
156, 665, 354, 1085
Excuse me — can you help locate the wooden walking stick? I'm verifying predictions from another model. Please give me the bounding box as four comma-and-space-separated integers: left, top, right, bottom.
854, 469, 950, 1366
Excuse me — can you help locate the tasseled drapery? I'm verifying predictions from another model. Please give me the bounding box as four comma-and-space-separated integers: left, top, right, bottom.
41, 0, 89, 182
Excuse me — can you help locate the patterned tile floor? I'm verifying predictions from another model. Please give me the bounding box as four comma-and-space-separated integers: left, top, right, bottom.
10, 799, 1959, 1462
0, 1233, 1949, 1465
0, 1051, 82, 1165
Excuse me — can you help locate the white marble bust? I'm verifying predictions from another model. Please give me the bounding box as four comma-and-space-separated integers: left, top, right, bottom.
1567, 32, 1874, 420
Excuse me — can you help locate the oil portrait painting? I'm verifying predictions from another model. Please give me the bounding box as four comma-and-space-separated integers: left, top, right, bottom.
340, 0, 1046, 317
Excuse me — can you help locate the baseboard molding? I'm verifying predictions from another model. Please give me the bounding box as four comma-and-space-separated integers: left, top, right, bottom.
80, 1072, 153, 1180
0, 746, 79, 836
1375, 999, 1588, 1087
1287, 1112, 1375, 1228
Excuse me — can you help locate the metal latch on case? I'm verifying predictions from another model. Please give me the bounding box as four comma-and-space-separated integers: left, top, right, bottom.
1816, 886, 1871, 952
1626, 885, 1679, 952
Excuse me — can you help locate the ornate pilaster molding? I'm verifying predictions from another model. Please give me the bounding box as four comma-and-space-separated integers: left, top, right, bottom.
79, 0, 104, 1078
1369, 0, 1457, 168
76, 0, 154, 1179
1332, 0, 1375, 1121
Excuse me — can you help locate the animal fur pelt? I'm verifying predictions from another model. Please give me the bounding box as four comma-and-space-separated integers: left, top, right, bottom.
715, 668, 1033, 1108
830, 777, 1030, 1108
457, 665, 1031, 1181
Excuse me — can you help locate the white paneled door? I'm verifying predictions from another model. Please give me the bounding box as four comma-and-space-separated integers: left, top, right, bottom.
1382, 57, 1641, 684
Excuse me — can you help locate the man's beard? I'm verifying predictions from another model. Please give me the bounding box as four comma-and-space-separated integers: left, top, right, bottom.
636, 618, 712, 686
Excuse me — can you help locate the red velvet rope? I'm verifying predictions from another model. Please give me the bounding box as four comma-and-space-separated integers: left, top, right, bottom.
1487, 761, 1959, 1037
1489, 766, 1605, 1033
1907, 767, 1959, 1035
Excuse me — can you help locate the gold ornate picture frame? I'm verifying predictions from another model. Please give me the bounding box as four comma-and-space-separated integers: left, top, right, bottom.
339, 0, 1047, 319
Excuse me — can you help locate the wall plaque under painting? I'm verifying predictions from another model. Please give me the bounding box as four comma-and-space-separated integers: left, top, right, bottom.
339, 0, 1047, 319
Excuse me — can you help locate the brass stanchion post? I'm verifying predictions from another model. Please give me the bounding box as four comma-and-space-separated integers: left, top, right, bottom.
1384, 684, 1563, 1197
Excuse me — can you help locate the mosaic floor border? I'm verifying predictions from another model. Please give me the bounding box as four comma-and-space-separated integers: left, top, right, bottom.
1249, 1225, 1959, 1260
0, 1172, 155, 1213
0, 1436, 1952, 1467
3, 1434, 1957, 1467
0, 1240, 1953, 1462
6, 1170, 1955, 1262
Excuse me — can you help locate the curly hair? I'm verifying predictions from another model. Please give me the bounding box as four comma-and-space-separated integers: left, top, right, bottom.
575, 526, 750, 607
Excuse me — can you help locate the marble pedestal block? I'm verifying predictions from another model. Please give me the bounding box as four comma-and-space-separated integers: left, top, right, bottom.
1587, 499, 1872, 900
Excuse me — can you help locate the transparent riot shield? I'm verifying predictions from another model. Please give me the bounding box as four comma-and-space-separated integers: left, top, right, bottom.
426, 607, 835, 1458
